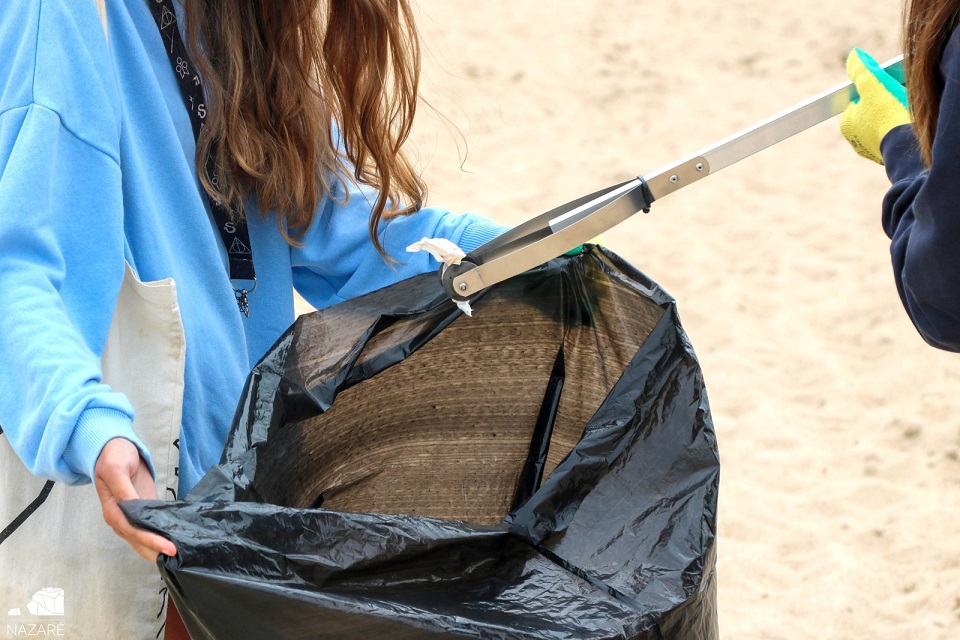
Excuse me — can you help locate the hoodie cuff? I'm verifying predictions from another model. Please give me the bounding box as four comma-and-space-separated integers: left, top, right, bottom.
62, 407, 155, 484
881, 123, 925, 183
457, 219, 511, 254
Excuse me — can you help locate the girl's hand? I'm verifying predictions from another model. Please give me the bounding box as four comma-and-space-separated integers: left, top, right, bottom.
840, 48, 912, 164
93, 438, 177, 562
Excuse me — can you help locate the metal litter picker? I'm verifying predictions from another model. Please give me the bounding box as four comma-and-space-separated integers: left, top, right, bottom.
441, 56, 905, 301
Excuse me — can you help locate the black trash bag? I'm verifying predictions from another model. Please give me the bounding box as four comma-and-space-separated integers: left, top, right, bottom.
124, 247, 720, 640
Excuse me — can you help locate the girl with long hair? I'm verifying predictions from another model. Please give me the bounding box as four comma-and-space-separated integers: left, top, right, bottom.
0, 1, 506, 636
841, 0, 960, 350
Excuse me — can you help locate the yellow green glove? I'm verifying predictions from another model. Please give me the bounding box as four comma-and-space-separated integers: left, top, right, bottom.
840, 48, 912, 164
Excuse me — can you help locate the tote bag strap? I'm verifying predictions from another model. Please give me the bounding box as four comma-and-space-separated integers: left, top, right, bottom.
94, 0, 108, 39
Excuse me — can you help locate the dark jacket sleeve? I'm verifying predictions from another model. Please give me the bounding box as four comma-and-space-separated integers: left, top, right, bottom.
880, 26, 960, 351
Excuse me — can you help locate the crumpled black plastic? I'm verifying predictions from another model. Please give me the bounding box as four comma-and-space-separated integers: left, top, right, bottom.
124, 247, 720, 640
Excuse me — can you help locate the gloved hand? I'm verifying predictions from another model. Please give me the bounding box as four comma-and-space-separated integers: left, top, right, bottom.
840, 48, 911, 164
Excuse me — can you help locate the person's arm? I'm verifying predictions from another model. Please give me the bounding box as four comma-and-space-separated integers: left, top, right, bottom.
879, 29, 960, 351
0, 1, 173, 560
291, 171, 508, 309
0, 1, 146, 487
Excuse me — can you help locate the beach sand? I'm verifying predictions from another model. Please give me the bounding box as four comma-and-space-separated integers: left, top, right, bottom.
299, 1, 960, 637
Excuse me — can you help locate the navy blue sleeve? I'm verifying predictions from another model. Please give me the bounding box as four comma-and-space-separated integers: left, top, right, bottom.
880, 26, 960, 351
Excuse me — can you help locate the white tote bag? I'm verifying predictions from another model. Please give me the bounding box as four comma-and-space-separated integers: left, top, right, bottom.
0, 264, 185, 639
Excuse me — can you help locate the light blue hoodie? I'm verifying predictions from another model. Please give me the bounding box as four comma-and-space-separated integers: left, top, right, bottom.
0, 0, 505, 494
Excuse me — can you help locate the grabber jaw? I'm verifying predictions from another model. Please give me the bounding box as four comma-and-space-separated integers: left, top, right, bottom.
440, 178, 655, 301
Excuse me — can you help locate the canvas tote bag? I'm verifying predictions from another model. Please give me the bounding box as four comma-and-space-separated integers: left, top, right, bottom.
0, 263, 185, 639
0, 5, 186, 638
0, 261, 185, 639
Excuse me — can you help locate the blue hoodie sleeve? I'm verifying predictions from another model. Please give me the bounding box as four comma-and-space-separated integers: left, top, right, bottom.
880, 26, 960, 352
0, 0, 150, 484
291, 172, 508, 309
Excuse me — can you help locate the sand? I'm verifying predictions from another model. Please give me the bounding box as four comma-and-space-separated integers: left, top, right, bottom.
297, 1, 960, 637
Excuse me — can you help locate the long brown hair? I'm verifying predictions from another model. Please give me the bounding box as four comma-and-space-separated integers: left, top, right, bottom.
902, 0, 960, 166
181, 0, 426, 253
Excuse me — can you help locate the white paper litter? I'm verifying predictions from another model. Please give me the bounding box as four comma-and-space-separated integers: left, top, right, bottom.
406, 237, 466, 266
407, 237, 473, 316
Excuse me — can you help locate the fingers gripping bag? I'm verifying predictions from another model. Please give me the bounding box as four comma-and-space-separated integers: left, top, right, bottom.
123, 247, 720, 639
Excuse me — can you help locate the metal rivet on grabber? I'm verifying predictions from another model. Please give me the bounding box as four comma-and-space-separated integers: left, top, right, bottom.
669, 175, 679, 183
459, 283, 468, 292
696, 163, 704, 171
